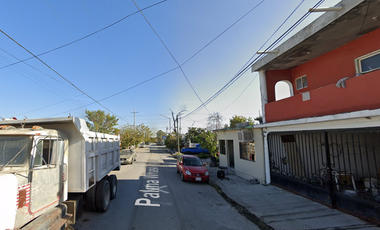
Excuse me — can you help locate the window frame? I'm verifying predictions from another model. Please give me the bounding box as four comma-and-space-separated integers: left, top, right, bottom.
355, 49, 380, 74
295, 75, 308, 90
219, 140, 226, 155
239, 141, 256, 162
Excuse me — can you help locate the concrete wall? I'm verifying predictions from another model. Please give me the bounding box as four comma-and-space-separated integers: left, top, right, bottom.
216, 128, 265, 183
264, 28, 380, 122
266, 27, 380, 98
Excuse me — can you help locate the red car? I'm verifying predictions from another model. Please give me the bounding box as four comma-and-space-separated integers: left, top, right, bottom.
176, 155, 209, 183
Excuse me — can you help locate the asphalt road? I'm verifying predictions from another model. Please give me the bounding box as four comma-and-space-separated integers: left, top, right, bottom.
72, 145, 258, 230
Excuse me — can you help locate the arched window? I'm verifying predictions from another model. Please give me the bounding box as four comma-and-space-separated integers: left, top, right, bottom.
275, 80, 294, 101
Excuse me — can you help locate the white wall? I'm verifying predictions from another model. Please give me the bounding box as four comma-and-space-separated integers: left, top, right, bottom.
216, 128, 265, 183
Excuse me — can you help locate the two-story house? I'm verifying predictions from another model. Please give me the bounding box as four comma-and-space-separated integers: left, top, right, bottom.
251, 0, 380, 223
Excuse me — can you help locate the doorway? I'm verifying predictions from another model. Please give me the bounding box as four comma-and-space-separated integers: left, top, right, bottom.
227, 140, 234, 168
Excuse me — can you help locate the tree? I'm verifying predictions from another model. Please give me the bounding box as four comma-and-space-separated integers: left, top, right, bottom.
170, 107, 186, 133
119, 124, 137, 149
185, 127, 206, 144
206, 112, 223, 131
165, 134, 179, 150
119, 123, 152, 149
229, 115, 254, 128
85, 110, 119, 134
139, 124, 153, 143
198, 131, 218, 157
156, 130, 166, 142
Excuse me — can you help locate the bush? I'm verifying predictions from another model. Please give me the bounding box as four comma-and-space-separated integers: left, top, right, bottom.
197, 152, 211, 159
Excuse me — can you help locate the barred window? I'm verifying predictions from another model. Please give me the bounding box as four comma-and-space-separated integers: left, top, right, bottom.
219, 140, 226, 155
239, 142, 255, 161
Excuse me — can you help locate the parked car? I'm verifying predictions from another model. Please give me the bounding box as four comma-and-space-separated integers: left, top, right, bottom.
139, 143, 146, 148
176, 155, 209, 183
120, 149, 137, 165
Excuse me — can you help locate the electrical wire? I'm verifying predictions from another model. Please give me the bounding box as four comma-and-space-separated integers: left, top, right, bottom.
182, 0, 325, 119
0, 29, 130, 124
0, 0, 168, 70
180, 0, 266, 67
0, 52, 84, 107
132, 0, 210, 115
47, 67, 179, 117
219, 73, 258, 113
80, 0, 135, 108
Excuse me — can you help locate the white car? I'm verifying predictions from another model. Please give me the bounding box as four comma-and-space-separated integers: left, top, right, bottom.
120, 149, 137, 165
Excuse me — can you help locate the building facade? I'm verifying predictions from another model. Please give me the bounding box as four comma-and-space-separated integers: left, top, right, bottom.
216, 125, 265, 183
251, 0, 380, 223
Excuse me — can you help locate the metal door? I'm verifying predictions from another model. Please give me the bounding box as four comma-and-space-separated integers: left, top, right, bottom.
29, 137, 65, 214
227, 140, 234, 168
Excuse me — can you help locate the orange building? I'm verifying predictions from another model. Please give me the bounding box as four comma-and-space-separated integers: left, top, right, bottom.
251, 0, 380, 224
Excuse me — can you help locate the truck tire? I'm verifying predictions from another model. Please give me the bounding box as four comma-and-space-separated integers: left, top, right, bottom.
107, 175, 117, 200
84, 185, 97, 212
95, 180, 111, 212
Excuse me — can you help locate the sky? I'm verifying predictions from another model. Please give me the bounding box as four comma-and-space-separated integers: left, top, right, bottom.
0, 0, 340, 135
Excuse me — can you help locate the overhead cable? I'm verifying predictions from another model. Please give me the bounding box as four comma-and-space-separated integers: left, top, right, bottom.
0, 0, 168, 70
182, 0, 325, 119
0, 29, 130, 123
132, 0, 210, 115
180, 0, 266, 67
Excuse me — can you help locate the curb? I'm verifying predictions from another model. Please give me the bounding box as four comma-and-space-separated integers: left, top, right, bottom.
209, 182, 274, 230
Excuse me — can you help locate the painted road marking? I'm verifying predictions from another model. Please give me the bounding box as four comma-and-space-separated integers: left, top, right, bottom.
134, 167, 169, 207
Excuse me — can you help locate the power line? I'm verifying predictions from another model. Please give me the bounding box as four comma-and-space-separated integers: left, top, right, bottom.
132, 0, 210, 115
22, 66, 179, 117
219, 73, 258, 113
0, 51, 85, 108
180, 0, 266, 67
0, 0, 168, 70
0, 29, 129, 123
182, 0, 325, 119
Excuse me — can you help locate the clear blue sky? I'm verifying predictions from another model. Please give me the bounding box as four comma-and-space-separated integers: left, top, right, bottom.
0, 0, 339, 134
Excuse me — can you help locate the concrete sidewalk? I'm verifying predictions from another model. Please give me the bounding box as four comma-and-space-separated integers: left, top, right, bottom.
207, 166, 380, 230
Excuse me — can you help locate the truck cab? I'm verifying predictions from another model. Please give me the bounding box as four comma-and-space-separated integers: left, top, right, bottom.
0, 126, 68, 229
0, 117, 120, 230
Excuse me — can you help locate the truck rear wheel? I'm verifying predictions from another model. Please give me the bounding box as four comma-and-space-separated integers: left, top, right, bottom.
107, 175, 117, 200
84, 185, 97, 212
96, 180, 110, 212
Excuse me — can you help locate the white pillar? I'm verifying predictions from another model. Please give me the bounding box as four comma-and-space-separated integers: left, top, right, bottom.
263, 129, 271, 184
259, 70, 268, 124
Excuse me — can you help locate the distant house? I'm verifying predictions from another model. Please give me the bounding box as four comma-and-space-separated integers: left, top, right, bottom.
251, 0, 380, 223
215, 123, 265, 183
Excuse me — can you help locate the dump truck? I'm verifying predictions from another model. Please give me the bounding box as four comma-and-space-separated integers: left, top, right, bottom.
0, 117, 120, 230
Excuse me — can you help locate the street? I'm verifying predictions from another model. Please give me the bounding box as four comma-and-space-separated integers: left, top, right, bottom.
72, 144, 258, 230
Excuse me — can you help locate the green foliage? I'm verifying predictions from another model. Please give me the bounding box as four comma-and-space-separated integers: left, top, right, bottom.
85, 110, 119, 134
197, 152, 210, 159
156, 130, 166, 142
185, 127, 206, 144
119, 123, 153, 149
229, 115, 254, 128
164, 134, 178, 150
198, 131, 218, 157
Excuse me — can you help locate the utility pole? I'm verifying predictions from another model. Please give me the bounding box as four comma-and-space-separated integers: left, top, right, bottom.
176, 114, 180, 153
160, 114, 171, 135
179, 114, 182, 134
131, 109, 139, 130
170, 108, 186, 153
131, 109, 138, 148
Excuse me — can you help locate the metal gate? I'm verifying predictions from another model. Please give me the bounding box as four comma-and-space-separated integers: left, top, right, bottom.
268, 129, 380, 223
